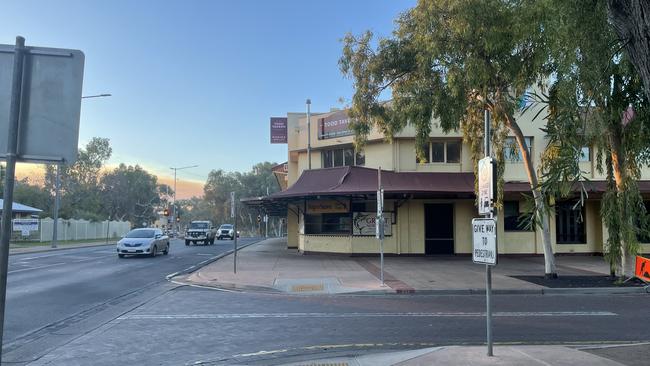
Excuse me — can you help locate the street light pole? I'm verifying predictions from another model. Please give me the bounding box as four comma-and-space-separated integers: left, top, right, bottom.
306, 99, 311, 170
170, 165, 198, 232
52, 93, 111, 248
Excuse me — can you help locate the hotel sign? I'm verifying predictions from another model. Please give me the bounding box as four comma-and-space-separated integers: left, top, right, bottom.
306, 200, 349, 214
353, 212, 392, 236
270, 117, 288, 144
318, 110, 353, 139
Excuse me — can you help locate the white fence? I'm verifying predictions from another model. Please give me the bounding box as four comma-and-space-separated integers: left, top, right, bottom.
10, 218, 131, 242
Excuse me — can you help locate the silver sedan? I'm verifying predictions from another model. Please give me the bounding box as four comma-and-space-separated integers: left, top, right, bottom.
116, 228, 170, 258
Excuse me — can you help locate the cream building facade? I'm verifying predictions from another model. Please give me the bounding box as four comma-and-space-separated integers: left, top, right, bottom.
252, 106, 650, 256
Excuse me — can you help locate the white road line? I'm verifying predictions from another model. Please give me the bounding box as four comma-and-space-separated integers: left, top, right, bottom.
8, 255, 115, 274
118, 311, 617, 320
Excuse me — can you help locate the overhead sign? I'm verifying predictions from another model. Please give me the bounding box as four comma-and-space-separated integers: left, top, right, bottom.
270, 117, 287, 144
478, 157, 495, 215
306, 199, 349, 214
0, 44, 85, 163
472, 218, 497, 265
635, 256, 650, 283
318, 110, 353, 139
13, 218, 38, 232
353, 212, 392, 236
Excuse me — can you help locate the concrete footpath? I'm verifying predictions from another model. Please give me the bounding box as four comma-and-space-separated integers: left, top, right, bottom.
176, 238, 650, 295
279, 345, 630, 366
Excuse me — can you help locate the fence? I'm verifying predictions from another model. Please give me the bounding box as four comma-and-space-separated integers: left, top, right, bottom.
9, 218, 131, 243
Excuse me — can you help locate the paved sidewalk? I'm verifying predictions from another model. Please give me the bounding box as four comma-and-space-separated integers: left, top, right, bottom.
9, 241, 115, 255
280, 345, 626, 365
178, 238, 648, 295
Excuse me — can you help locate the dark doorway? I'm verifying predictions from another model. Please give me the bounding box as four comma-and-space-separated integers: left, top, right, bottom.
424, 204, 454, 255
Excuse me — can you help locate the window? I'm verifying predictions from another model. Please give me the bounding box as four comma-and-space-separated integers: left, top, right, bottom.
322, 147, 364, 167
504, 201, 533, 231
417, 140, 462, 164
555, 201, 586, 244
579, 146, 591, 162
504, 137, 533, 162
304, 213, 351, 235
636, 201, 650, 243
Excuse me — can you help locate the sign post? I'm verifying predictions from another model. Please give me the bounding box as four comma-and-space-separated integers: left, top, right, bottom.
473, 109, 497, 357
376, 167, 385, 286
231, 191, 237, 274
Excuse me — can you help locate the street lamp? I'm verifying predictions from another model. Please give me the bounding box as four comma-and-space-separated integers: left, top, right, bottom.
169, 165, 198, 232
306, 99, 311, 170
51, 93, 111, 248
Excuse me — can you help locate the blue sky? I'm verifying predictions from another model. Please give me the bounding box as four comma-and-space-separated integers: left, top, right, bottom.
2, 0, 414, 191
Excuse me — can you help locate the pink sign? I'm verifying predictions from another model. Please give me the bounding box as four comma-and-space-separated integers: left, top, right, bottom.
270, 117, 288, 144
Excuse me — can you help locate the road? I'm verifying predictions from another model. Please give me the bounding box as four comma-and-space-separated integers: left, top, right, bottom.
3, 237, 259, 364
2, 239, 649, 365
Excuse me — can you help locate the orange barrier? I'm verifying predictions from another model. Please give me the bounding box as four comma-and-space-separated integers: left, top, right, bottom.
635, 256, 650, 283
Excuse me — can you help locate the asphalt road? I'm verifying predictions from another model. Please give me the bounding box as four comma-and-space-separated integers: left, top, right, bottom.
2, 237, 260, 364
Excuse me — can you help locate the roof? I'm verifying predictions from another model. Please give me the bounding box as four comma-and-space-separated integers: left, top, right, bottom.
0, 199, 43, 213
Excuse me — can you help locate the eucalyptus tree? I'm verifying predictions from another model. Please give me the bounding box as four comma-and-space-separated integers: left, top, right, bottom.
535, 0, 650, 278
339, 0, 558, 277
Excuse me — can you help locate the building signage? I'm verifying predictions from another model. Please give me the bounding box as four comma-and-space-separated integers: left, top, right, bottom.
318, 110, 353, 139
472, 218, 497, 265
478, 157, 495, 215
353, 212, 392, 236
306, 200, 349, 214
635, 256, 650, 283
13, 218, 39, 236
270, 117, 288, 144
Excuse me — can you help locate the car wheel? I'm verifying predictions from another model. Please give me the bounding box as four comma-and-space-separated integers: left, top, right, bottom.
118, 254, 125, 258
151, 245, 157, 257
163, 244, 169, 255
185, 240, 190, 246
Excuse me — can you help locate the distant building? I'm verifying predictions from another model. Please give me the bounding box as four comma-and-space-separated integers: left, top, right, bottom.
0, 199, 42, 219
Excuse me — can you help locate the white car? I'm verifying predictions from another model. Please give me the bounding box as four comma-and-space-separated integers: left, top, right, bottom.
117, 228, 170, 258
217, 224, 239, 240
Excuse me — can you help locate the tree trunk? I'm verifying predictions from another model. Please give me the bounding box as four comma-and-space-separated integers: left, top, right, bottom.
503, 110, 558, 278
609, 132, 635, 278
608, 0, 650, 101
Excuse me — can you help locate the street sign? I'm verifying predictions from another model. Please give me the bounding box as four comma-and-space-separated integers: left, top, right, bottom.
478, 157, 494, 215
635, 256, 650, 283
0, 44, 85, 163
376, 188, 384, 240
472, 218, 497, 265
230, 192, 235, 218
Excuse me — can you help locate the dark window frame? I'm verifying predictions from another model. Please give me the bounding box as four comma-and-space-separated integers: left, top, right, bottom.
555, 201, 586, 244
503, 201, 533, 232
416, 139, 463, 164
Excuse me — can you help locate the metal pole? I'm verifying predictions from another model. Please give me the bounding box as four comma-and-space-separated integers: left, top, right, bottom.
0, 36, 26, 364
172, 168, 177, 231
378, 167, 384, 286
233, 194, 238, 274
484, 109, 493, 357
306, 99, 311, 170
105, 216, 110, 244
51, 164, 61, 248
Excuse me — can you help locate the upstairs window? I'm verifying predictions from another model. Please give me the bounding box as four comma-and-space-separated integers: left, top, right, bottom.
322, 147, 364, 168
579, 146, 591, 162
504, 137, 533, 162
417, 140, 462, 164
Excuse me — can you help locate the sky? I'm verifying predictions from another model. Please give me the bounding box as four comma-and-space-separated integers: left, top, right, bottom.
2, 0, 414, 198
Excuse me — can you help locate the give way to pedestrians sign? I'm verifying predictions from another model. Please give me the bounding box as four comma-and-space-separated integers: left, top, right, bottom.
472, 218, 497, 265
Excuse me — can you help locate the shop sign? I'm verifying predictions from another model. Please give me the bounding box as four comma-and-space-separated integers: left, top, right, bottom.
306, 200, 349, 214
318, 110, 353, 139
270, 117, 288, 144
353, 212, 392, 236
13, 218, 39, 236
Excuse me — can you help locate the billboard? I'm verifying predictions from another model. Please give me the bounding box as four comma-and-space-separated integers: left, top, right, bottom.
318, 110, 353, 139
270, 117, 287, 144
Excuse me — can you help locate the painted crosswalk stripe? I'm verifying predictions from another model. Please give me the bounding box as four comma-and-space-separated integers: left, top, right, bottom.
118, 311, 617, 320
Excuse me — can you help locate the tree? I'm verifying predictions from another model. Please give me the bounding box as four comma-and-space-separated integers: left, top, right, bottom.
536, 0, 650, 278
339, 0, 558, 277
100, 164, 161, 226
607, 1, 650, 101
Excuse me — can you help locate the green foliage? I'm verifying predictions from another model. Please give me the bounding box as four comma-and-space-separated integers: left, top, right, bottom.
100, 164, 161, 225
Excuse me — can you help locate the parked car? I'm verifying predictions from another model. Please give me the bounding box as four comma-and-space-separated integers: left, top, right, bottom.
185, 220, 217, 245
217, 224, 239, 240
117, 228, 169, 258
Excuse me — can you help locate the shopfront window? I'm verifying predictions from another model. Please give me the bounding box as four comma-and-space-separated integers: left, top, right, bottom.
504, 201, 533, 231
555, 201, 586, 244
304, 213, 351, 235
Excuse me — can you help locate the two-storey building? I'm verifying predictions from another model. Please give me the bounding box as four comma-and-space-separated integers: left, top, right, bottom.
249, 107, 650, 256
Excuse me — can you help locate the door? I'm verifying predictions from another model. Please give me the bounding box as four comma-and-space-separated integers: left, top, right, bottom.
424, 204, 454, 255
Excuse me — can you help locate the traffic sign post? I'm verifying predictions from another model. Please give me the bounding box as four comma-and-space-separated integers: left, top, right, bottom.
231, 191, 237, 274
473, 109, 497, 357
376, 168, 385, 286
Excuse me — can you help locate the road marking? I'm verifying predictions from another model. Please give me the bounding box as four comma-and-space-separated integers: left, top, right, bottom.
8, 255, 115, 274
195, 253, 213, 256
118, 311, 617, 320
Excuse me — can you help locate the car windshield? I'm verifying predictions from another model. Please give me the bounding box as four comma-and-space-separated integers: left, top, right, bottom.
190, 222, 209, 229
125, 229, 155, 238
220, 225, 233, 229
